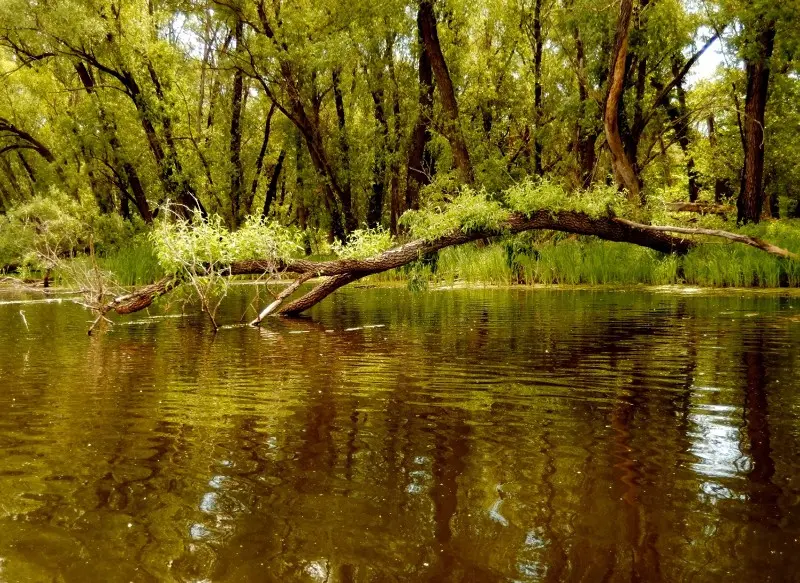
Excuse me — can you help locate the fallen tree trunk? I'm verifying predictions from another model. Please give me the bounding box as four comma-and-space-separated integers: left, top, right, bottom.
614, 218, 799, 260
97, 209, 797, 323
664, 202, 734, 216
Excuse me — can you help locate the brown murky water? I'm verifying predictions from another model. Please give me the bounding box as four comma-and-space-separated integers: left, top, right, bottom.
1, 286, 799, 581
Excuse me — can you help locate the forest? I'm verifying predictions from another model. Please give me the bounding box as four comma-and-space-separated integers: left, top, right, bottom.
3, 2, 800, 579
1, 0, 799, 317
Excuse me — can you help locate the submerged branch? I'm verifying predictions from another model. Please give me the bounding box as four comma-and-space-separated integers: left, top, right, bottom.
250, 272, 314, 325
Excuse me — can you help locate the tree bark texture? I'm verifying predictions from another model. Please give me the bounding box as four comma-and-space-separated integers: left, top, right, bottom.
737, 18, 776, 224
406, 7, 436, 215
262, 149, 286, 218
605, 0, 643, 203
229, 18, 246, 226
418, 0, 474, 183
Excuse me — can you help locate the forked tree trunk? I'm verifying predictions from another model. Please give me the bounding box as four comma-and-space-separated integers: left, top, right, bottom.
604, 0, 642, 203
418, 0, 474, 183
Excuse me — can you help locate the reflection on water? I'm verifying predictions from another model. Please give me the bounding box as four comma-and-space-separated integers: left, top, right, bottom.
0, 286, 799, 581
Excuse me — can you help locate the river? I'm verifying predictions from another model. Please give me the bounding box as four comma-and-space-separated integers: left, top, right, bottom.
0, 285, 798, 581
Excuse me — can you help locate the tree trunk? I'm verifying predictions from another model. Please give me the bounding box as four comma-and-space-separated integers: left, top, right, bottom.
249, 102, 276, 214
707, 115, 733, 203
368, 78, 389, 228
655, 67, 700, 203
418, 0, 474, 183
0, 156, 23, 198
261, 149, 285, 218
75, 63, 153, 223
604, 0, 643, 203
206, 31, 234, 139
737, 18, 776, 224
385, 35, 404, 236
103, 205, 799, 325
144, 63, 206, 217
105, 210, 698, 319
405, 8, 436, 216
116, 66, 205, 218
229, 18, 246, 226
531, 0, 544, 175
571, 25, 598, 188
674, 74, 700, 202
331, 68, 356, 232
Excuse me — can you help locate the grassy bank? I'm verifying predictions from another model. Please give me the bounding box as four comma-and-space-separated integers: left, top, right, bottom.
11, 221, 800, 291
366, 220, 800, 288
408, 239, 800, 288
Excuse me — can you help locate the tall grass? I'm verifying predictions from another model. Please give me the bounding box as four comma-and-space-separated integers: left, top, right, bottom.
510, 240, 680, 285
365, 229, 800, 288
51, 219, 800, 290
98, 238, 164, 286
437, 244, 515, 285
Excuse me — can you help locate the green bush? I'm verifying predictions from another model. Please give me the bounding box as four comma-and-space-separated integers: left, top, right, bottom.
0, 189, 136, 272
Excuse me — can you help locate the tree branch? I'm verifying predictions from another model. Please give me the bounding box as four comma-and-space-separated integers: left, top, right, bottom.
613, 218, 798, 260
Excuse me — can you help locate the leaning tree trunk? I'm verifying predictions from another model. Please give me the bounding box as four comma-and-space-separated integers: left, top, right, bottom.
737, 18, 776, 224
229, 18, 246, 227
261, 150, 286, 218
604, 0, 643, 204
405, 7, 436, 217
74, 63, 153, 223
418, 0, 474, 184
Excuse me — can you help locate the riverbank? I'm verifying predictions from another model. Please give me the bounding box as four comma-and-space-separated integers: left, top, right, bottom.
5, 239, 800, 292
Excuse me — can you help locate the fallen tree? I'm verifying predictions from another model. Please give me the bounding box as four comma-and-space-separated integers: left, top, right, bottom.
664, 202, 734, 216
94, 208, 798, 327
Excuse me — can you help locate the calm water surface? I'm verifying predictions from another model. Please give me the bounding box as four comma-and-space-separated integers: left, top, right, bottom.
1, 286, 799, 581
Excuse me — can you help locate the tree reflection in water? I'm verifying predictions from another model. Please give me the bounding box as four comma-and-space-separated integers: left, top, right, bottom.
0, 288, 798, 581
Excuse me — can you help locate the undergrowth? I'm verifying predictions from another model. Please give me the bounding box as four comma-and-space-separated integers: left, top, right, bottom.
366, 228, 800, 288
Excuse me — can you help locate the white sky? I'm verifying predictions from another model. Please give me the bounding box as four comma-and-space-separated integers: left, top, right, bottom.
687, 36, 729, 87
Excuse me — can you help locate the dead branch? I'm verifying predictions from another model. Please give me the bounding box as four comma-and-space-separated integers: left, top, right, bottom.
613, 218, 799, 260
664, 202, 734, 216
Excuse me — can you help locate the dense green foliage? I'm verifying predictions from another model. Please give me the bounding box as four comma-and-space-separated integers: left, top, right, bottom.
0, 0, 798, 286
